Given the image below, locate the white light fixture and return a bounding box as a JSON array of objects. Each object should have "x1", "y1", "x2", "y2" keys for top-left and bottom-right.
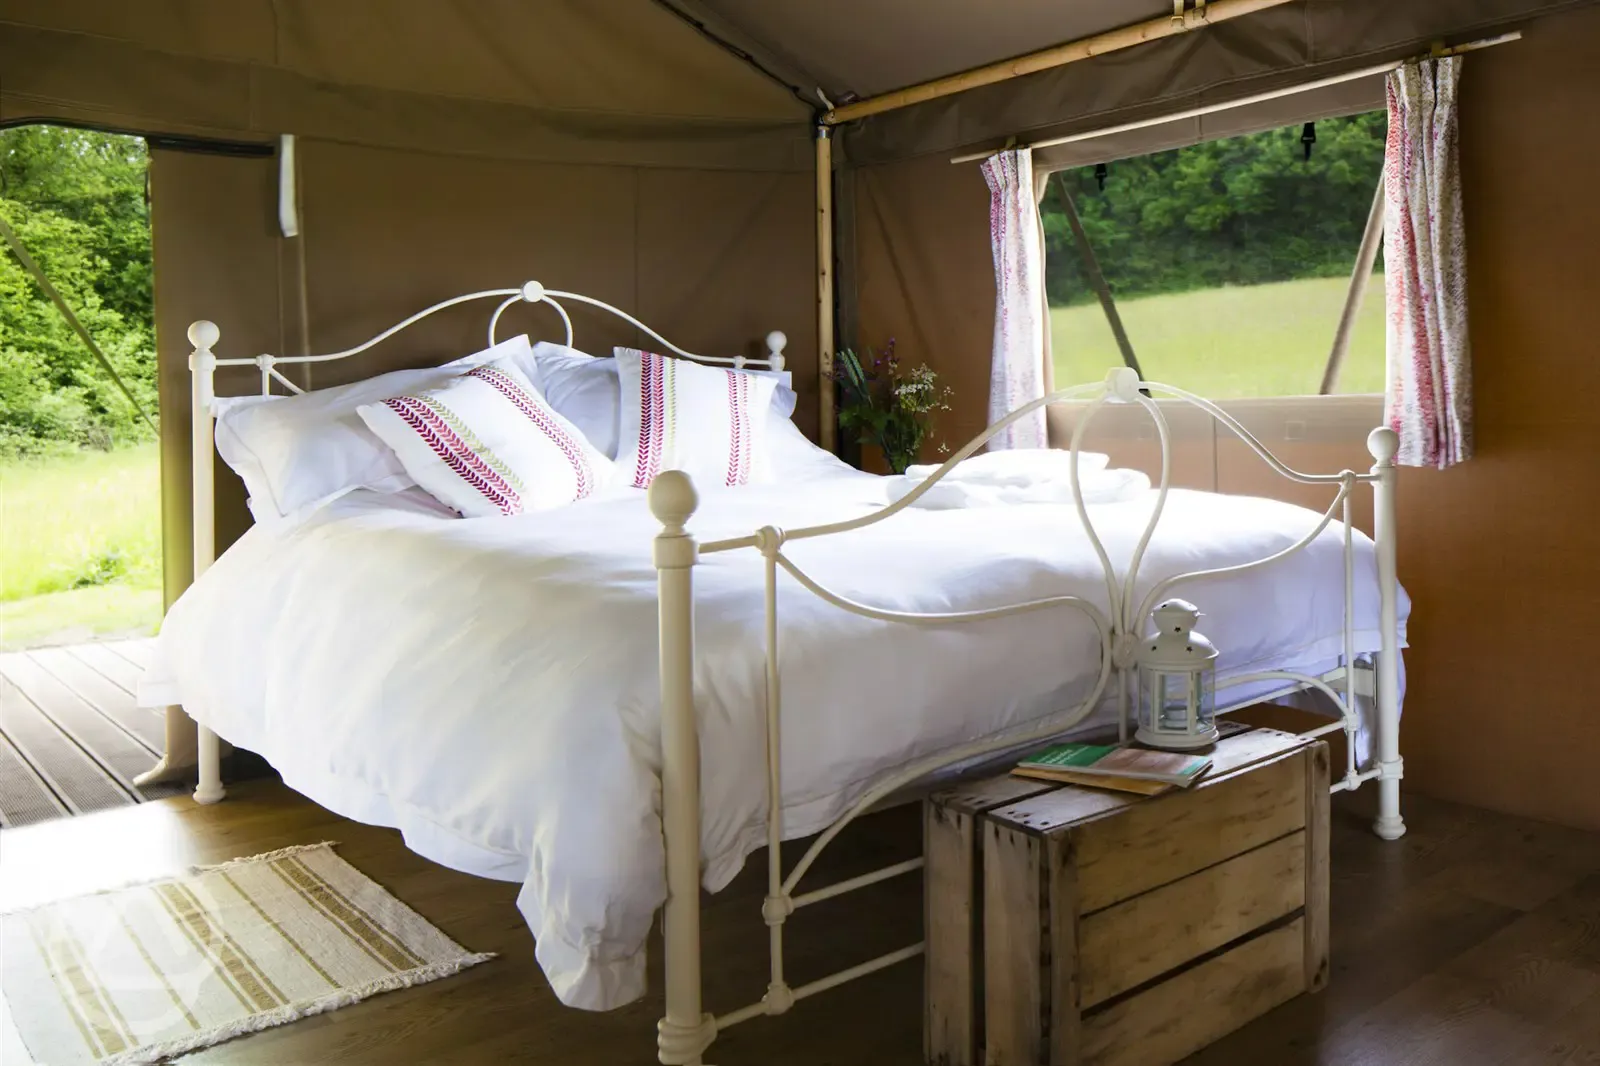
[{"x1": 1135, "y1": 599, "x2": 1219, "y2": 751}]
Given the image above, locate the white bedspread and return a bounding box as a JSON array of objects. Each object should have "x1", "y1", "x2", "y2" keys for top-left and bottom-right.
[{"x1": 144, "y1": 469, "x2": 1408, "y2": 1011}]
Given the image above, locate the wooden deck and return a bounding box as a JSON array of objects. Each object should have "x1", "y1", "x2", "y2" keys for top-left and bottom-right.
[
  {"x1": 3, "y1": 782, "x2": 1598, "y2": 1064},
  {"x1": 0, "y1": 637, "x2": 182, "y2": 826}
]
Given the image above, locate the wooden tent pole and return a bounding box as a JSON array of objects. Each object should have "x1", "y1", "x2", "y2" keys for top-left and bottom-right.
[
  {"x1": 821, "y1": 0, "x2": 1296, "y2": 127},
  {"x1": 817, "y1": 126, "x2": 836, "y2": 451},
  {"x1": 1319, "y1": 175, "x2": 1385, "y2": 395}
]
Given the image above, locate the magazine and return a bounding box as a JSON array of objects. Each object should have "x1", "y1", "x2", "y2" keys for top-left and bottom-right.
[{"x1": 1013, "y1": 743, "x2": 1212, "y2": 792}]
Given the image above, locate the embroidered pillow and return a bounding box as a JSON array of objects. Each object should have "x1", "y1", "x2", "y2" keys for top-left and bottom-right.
[
  {"x1": 357, "y1": 359, "x2": 612, "y2": 517},
  {"x1": 614, "y1": 348, "x2": 779, "y2": 489}
]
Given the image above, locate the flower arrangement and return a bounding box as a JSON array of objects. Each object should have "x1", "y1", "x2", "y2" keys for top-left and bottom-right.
[{"x1": 833, "y1": 339, "x2": 954, "y2": 475}]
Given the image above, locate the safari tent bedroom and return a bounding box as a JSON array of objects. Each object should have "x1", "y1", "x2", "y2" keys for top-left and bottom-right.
[{"x1": 2, "y1": 2, "x2": 1598, "y2": 1065}]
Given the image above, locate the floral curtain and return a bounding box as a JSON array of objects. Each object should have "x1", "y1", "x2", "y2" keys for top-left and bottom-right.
[
  {"x1": 981, "y1": 149, "x2": 1048, "y2": 450},
  {"x1": 1384, "y1": 56, "x2": 1472, "y2": 468}
]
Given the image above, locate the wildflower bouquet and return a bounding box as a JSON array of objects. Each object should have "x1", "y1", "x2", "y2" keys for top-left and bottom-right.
[{"x1": 833, "y1": 339, "x2": 953, "y2": 474}]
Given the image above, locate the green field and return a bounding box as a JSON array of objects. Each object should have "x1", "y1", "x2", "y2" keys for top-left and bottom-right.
[
  {"x1": 0, "y1": 443, "x2": 162, "y2": 650},
  {"x1": 1052, "y1": 275, "x2": 1385, "y2": 398}
]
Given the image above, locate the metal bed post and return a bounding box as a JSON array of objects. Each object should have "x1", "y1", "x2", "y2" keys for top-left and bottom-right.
[
  {"x1": 1368, "y1": 427, "x2": 1405, "y2": 839},
  {"x1": 189, "y1": 321, "x2": 226, "y2": 805},
  {"x1": 651, "y1": 471, "x2": 717, "y2": 1065}
]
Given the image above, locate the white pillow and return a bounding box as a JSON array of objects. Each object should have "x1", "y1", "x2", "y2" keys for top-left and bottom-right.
[
  {"x1": 531, "y1": 344, "x2": 625, "y2": 458},
  {"x1": 530, "y1": 341, "x2": 797, "y2": 460},
  {"x1": 766, "y1": 417, "x2": 858, "y2": 481},
  {"x1": 615, "y1": 347, "x2": 780, "y2": 488},
  {"x1": 357, "y1": 358, "x2": 612, "y2": 517},
  {"x1": 212, "y1": 334, "x2": 536, "y2": 522}
]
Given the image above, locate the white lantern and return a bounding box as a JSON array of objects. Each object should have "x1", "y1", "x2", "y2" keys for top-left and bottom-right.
[{"x1": 1135, "y1": 599, "x2": 1219, "y2": 751}]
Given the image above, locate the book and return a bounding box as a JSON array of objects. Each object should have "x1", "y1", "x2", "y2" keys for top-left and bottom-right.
[
  {"x1": 1015, "y1": 743, "x2": 1212, "y2": 788},
  {"x1": 1011, "y1": 765, "x2": 1174, "y2": 796}
]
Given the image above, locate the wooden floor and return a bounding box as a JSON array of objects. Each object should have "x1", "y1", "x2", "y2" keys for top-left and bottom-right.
[
  {"x1": 0, "y1": 638, "x2": 181, "y2": 826},
  {"x1": 3, "y1": 783, "x2": 1598, "y2": 1065}
]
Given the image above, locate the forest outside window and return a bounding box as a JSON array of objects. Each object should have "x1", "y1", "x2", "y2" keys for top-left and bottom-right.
[{"x1": 1041, "y1": 112, "x2": 1386, "y2": 398}]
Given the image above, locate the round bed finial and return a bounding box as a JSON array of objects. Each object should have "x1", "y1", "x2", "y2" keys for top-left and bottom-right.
[
  {"x1": 188, "y1": 320, "x2": 220, "y2": 350},
  {"x1": 1367, "y1": 427, "x2": 1399, "y2": 463},
  {"x1": 520, "y1": 280, "x2": 546, "y2": 303},
  {"x1": 1105, "y1": 365, "x2": 1142, "y2": 403},
  {"x1": 649, "y1": 470, "x2": 699, "y2": 530}
]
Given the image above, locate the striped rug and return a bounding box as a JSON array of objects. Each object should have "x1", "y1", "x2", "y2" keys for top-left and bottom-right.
[{"x1": 1, "y1": 843, "x2": 494, "y2": 1065}]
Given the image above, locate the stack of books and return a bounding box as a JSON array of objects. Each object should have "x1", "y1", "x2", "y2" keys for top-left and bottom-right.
[{"x1": 1012, "y1": 742, "x2": 1212, "y2": 796}]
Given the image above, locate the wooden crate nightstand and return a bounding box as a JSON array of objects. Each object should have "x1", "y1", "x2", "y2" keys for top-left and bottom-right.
[{"x1": 924, "y1": 728, "x2": 1330, "y2": 1066}]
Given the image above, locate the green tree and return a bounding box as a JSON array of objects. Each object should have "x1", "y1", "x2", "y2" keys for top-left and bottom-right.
[
  {"x1": 1043, "y1": 112, "x2": 1386, "y2": 305},
  {"x1": 0, "y1": 126, "x2": 154, "y2": 455}
]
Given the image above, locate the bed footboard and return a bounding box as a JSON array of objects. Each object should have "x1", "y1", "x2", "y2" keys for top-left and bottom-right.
[
  {"x1": 1369, "y1": 427, "x2": 1404, "y2": 840},
  {"x1": 651, "y1": 473, "x2": 719, "y2": 1065},
  {"x1": 652, "y1": 366, "x2": 1407, "y2": 1063}
]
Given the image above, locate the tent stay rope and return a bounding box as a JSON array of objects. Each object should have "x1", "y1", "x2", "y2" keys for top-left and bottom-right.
[
  {"x1": 1320, "y1": 173, "x2": 1387, "y2": 395},
  {"x1": 0, "y1": 212, "x2": 158, "y2": 436},
  {"x1": 1047, "y1": 172, "x2": 1143, "y2": 379}
]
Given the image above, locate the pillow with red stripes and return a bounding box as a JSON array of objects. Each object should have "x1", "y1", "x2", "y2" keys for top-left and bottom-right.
[
  {"x1": 614, "y1": 348, "x2": 780, "y2": 489},
  {"x1": 357, "y1": 358, "x2": 613, "y2": 517}
]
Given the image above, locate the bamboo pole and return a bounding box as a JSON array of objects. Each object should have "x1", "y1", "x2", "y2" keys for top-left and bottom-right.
[
  {"x1": 821, "y1": 0, "x2": 1296, "y2": 127},
  {"x1": 1319, "y1": 176, "x2": 1386, "y2": 395},
  {"x1": 950, "y1": 30, "x2": 1519, "y2": 163},
  {"x1": 816, "y1": 126, "x2": 836, "y2": 452},
  {"x1": 951, "y1": 59, "x2": 1394, "y2": 164}
]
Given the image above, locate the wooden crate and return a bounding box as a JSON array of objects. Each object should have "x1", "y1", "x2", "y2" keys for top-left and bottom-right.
[{"x1": 924, "y1": 728, "x2": 1330, "y2": 1066}]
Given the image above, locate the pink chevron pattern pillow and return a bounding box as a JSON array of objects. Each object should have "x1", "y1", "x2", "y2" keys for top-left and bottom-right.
[
  {"x1": 614, "y1": 348, "x2": 779, "y2": 489},
  {"x1": 357, "y1": 359, "x2": 613, "y2": 517}
]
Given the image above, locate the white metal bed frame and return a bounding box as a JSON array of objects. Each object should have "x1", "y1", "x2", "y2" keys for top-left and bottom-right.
[{"x1": 181, "y1": 282, "x2": 1403, "y2": 1066}]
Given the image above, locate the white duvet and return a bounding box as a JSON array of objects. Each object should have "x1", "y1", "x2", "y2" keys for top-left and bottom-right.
[{"x1": 145, "y1": 467, "x2": 1409, "y2": 1010}]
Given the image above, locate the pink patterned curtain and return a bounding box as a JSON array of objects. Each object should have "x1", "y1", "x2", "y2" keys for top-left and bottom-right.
[
  {"x1": 1384, "y1": 57, "x2": 1472, "y2": 468},
  {"x1": 981, "y1": 149, "x2": 1048, "y2": 450}
]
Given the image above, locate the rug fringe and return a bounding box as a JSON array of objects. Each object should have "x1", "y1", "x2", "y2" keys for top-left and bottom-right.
[
  {"x1": 188, "y1": 841, "x2": 339, "y2": 875},
  {"x1": 94, "y1": 952, "x2": 498, "y2": 1066}
]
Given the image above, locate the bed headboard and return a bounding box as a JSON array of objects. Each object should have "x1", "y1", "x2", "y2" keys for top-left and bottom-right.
[{"x1": 191, "y1": 279, "x2": 787, "y2": 399}]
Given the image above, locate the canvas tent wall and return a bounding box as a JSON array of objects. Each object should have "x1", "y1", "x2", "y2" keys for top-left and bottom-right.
[
  {"x1": 7, "y1": 0, "x2": 1600, "y2": 832},
  {"x1": 1, "y1": 0, "x2": 819, "y2": 601}
]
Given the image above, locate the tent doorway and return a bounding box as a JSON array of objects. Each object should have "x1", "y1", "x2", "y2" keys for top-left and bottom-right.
[{"x1": 0, "y1": 123, "x2": 175, "y2": 824}]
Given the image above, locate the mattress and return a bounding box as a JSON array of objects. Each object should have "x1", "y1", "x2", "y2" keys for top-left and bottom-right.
[{"x1": 143, "y1": 468, "x2": 1409, "y2": 1010}]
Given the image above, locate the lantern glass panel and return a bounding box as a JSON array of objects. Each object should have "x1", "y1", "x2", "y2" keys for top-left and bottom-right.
[
  {"x1": 1157, "y1": 673, "x2": 1192, "y2": 732},
  {"x1": 1192, "y1": 671, "x2": 1216, "y2": 735}
]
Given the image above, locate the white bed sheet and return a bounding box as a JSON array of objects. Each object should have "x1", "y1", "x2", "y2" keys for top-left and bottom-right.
[{"x1": 144, "y1": 468, "x2": 1409, "y2": 1011}]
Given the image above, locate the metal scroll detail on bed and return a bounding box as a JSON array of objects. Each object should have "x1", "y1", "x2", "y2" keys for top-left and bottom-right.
[{"x1": 180, "y1": 281, "x2": 1403, "y2": 1066}]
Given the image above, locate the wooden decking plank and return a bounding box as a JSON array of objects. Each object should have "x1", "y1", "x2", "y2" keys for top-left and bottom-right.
[
  {"x1": 0, "y1": 728, "x2": 70, "y2": 828},
  {"x1": 104, "y1": 637, "x2": 155, "y2": 671},
  {"x1": 0, "y1": 674, "x2": 131, "y2": 814},
  {"x1": 63, "y1": 640, "x2": 144, "y2": 695},
  {"x1": 0, "y1": 656, "x2": 148, "y2": 798},
  {"x1": 27, "y1": 646, "x2": 163, "y2": 753}
]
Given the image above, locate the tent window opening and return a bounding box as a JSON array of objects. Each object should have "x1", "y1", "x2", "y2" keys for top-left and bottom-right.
[
  {"x1": 1041, "y1": 110, "x2": 1386, "y2": 398},
  {"x1": 0, "y1": 123, "x2": 162, "y2": 655}
]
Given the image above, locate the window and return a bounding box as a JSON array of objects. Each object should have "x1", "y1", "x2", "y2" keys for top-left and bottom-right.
[{"x1": 1041, "y1": 112, "x2": 1386, "y2": 397}]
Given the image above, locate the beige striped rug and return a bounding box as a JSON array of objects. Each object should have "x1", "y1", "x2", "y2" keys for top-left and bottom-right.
[{"x1": 1, "y1": 843, "x2": 494, "y2": 1065}]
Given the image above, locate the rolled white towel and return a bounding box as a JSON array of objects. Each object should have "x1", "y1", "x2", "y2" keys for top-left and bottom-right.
[
  {"x1": 885, "y1": 465, "x2": 1150, "y2": 510},
  {"x1": 905, "y1": 447, "x2": 1110, "y2": 487}
]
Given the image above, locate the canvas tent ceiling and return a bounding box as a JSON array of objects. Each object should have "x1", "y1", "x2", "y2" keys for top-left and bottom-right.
[
  {"x1": 0, "y1": 0, "x2": 812, "y2": 170},
  {"x1": 7, "y1": 0, "x2": 1597, "y2": 169}
]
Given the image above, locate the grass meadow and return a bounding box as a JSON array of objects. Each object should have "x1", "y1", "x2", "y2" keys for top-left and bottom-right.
[
  {"x1": 1052, "y1": 275, "x2": 1385, "y2": 398},
  {"x1": 0, "y1": 442, "x2": 162, "y2": 650}
]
